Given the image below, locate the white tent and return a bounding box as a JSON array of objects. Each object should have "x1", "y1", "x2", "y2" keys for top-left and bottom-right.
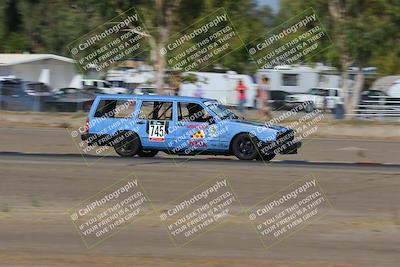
[{"x1": 0, "y1": 53, "x2": 77, "y2": 89}]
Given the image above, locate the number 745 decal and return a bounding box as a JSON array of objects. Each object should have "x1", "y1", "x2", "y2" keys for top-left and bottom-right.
[{"x1": 148, "y1": 121, "x2": 167, "y2": 142}]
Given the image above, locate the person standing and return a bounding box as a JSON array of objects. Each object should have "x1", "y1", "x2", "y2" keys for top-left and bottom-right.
[
  {"x1": 258, "y1": 77, "x2": 271, "y2": 118},
  {"x1": 193, "y1": 83, "x2": 204, "y2": 98},
  {"x1": 236, "y1": 80, "x2": 247, "y2": 114}
]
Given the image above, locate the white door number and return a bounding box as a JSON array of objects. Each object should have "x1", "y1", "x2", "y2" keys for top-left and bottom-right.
[{"x1": 148, "y1": 121, "x2": 166, "y2": 142}]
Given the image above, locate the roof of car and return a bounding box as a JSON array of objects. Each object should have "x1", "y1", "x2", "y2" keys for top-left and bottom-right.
[{"x1": 95, "y1": 94, "x2": 215, "y2": 102}]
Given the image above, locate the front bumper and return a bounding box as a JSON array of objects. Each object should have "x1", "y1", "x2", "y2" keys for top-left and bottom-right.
[
  {"x1": 278, "y1": 140, "x2": 302, "y2": 154},
  {"x1": 256, "y1": 129, "x2": 302, "y2": 155}
]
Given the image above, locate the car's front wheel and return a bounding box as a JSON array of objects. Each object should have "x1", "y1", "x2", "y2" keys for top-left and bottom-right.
[
  {"x1": 304, "y1": 102, "x2": 314, "y2": 113},
  {"x1": 137, "y1": 150, "x2": 158, "y2": 157},
  {"x1": 114, "y1": 132, "x2": 140, "y2": 157},
  {"x1": 231, "y1": 133, "x2": 259, "y2": 160}
]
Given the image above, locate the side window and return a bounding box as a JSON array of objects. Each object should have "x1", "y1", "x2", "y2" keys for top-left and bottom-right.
[
  {"x1": 138, "y1": 101, "x2": 154, "y2": 119},
  {"x1": 178, "y1": 102, "x2": 212, "y2": 123},
  {"x1": 93, "y1": 81, "x2": 98, "y2": 87},
  {"x1": 282, "y1": 74, "x2": 298, "y2": 86},
  {"x1": 139, "y1": 101, "x2": 173, "y2": 120},
  {"x1": 94, "y1": 100, "x2": 136, "y2": 118},
  {"x1": 114, "y1": 100, "x2": 136, "y2": 118},
  {"x1": 0, "y1": 82, "x2": 11, "y2": 96},
  {"x1": 1, "y1": 81, "x2": 19, "y2": 96},
  {"x1": 371, "y1": 91, "x2": 383, "y2": 97}
]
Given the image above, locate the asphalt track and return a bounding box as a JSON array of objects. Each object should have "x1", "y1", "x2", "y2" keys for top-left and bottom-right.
[
  {"x1": 2, "y1": 127, "x2": 400, "y2": 164},
  {"x1": 1, "y1": 151, "x2": 400, "y2": 171},
  {"x1": 0, "y1": 127, "x2": 399, "y2": 267}
]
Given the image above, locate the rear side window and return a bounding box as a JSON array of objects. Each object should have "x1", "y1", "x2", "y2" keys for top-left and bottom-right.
[
  {"x1": 94, "y1": 99, "x2": 136, "y2": 118},
  {"x1": 139, "y1": 101, "x2": 173, "y2": 120},
  {"x1": 26, "y1": 83, "x2": 50, "y2": 92},
  {"x1": 0, "y1": 81, "x2": 21, "y2": 96},
  {"x1": 282, "y1": 74, "x2": 298, "y2": 86}
]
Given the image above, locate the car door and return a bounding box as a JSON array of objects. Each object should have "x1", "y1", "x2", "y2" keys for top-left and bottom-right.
[
  {"x1": 326, "y1": 89, "x2": 337, "y2": 109},
  {"x1": 136, "y1": 100, "x2": 176, "y2": 150},
  {"x1": 171, "y1": 101, "x2": 221, "y2": 154},
  {"x1": 5, "y1": 81, "x2": 31, "y2": 111},
  {"x1": 89, "y1": 98, "x2": 139, "y2": 144}
]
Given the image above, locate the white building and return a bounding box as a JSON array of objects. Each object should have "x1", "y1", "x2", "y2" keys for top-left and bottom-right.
[
  {"x1": 372, "y1": 75, "x2": 400, "y2": 96},
  {"x1": 106, "y1": 65, "x2": 155, "y2": 89},
  {"x1": 180, "y1": 71, "x2": 257, "y2": 107},
  {"x1": 0, "y1": 53, "x2": 77, "y2": 89},
  {"x1": 257, "y1": 64, "x2": 341, "y2": 93}
]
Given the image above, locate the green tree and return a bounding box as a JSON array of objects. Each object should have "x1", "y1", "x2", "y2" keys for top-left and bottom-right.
[
  {"x1": 0, "y1": 0, "x2": 272, "y2": 92},
  {"x1": 279, "y1": 0, "x2": 400, "y2": 118}
]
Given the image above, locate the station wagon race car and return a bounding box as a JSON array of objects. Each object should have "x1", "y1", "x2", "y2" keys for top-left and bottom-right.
[{"x1": 81, "y1": 95, "x2": 301, "y2": 161}]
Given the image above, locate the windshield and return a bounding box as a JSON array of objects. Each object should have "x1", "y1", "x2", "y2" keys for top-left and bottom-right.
[
  {"x1": 26, "y1": 83, "x2": 51, "y2": 92},
  {"x1": 308, "y1": 88, "x2": 327, "y2": 96},
  {"x1": 205, "y1": 101, "x2": 240, "y2": 120}
]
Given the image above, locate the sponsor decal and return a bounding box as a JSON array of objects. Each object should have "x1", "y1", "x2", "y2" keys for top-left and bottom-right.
[
  {"x1": 188, "y1": 140, "x2": 207, "y2": 148},
  {"x1": 186, "y1": 125, "x2": 208, "y2": 129},
  {"x1": 191, "y1": 130, "x2": 205, "y2": 139},
  {"x1": 209, "y1": 125, "x2": 218, "y2": 138}
]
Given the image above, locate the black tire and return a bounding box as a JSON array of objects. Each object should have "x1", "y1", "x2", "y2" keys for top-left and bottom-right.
[
  {"x1": 256, "y1": 153, "x2": 276, "y2": 161},
  {"x1": 231, "y1": 133, "x2": 258, "y2": 160},
  {"x1": 137, "y1": 150, "x2": 158, "y2": 157},
  {"x1": 114, "y1": 132, "x2": 140, "y2": 157},
  {"x1": 305, "y1": 102, "x2": 314, "y2": 113}
]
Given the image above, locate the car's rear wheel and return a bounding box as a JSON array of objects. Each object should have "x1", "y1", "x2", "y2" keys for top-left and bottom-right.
[
  {"x1": 305, "y1": 102, "x2": 314, "y2": 113},
  {"x1": 114, "y1": 132, "x2": 140, "y2": 157},
  {"x1": 256, "y1": 153, "x2": 276, "y2": 161},
  {"x1": 137, "y1": 150, "x2": 158, "y2": 157},
  {"x1": 231, "y1": 133, "x2": 258, "y2": 160}
]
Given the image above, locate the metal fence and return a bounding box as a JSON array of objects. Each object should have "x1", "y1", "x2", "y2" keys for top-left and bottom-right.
[{"x1": 350, "y1": 96, "x2": 400, "y2": 121}]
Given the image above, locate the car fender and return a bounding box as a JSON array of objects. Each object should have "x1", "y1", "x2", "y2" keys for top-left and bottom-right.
[{"x1": 224, "y1": 121, "x2": 279, "y2": 144}]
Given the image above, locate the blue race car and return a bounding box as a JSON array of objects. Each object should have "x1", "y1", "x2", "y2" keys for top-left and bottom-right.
[{"x1": 81, "y1": 95, "x2": 301, "y2": 161}]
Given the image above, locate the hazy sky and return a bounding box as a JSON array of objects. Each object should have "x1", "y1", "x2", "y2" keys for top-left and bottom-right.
[{"x1": 257, "y1": 0, "x2": 280, "y2": 12}]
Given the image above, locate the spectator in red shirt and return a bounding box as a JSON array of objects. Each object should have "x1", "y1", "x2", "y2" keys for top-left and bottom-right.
[{"x1": 236, "y1": 80, "x2": 247, "y2": 114}]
